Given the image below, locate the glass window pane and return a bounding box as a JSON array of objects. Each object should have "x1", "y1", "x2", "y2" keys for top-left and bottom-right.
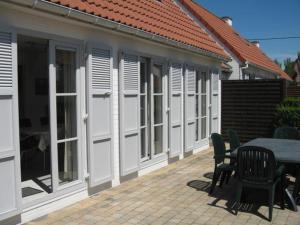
[
  {"x1": 154, "y1": 95, "x2": 163, "y2": 124},
  {"x1": 140, "y1": 62, "x2": 146, "y2": 93},
  {"x1": 56, "y1": 49, "x2": 76, "y2": 93},
  {"x1": 195, "y1": 119, "x2": 199, "y2": 141},
  {"x1": 57, "y1": 96, "x2": 77, "y2": 140},
  {"x1": 201, "y1": 95, "x2": 207, "y2": 117},
  {"x1": 58, "y1": 141, "x2": 78, "y2": 185},
  {"x1": 201, "y1": 72, "x2": 207, "y2": 94},
  {"x1": 196, "y1": 72, "x2": 199, "y2": 94},
  {"x1": 154, "y1": 126, "x2": 163, "y2": 155},
  {"x1": 196, "y1": 95, "x2": 199, "y2": 117},
  {"x1": 201, "y1": 117, "x2": 207, "y2": 139},
  {"x1": 141, "y1": 128, "x2": 146, "y2": 159},
  {"x1": 153, "y1": 64, "x2": 162, "y2": 93},
  {"x1": 140, "y1": 95, "x2": 146, "y2": 126}
]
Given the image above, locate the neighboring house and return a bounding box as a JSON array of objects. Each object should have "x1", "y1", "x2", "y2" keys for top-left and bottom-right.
[
  {"x1": 179, "y1": 0, "x2": 291, "y2": 81},
  {"x1": 0, "y1": 0, "x2": 229, "y2": 224},
  {"x1": 294, "y1": 58, "x2": 300, "y2": 84}
]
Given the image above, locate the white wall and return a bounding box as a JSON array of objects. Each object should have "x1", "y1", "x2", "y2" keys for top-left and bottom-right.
[{"x1": 0, "y1": 2, "x2": 221, "y2": 187}]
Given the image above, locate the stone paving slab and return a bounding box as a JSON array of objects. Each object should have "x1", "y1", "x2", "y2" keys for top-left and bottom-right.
[{"x1": 26, "y1": 148, "x2": 300, "y2": 225}]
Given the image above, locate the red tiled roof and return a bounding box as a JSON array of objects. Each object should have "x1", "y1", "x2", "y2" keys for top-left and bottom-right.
[
  {"x1": 47, "y1": 0, "x2": 228, "y2": 59},
  {"x1": 180, "y1": 0, "x2": 291, "y2": 80}
]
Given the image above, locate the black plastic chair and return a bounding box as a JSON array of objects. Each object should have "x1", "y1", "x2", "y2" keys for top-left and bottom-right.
[
  {"x1": 273, "y1": 127, "x2": 300, "y2": 140},
  {"x1": 210, "y1": 133, "x2": 235, "y2": 195},
  {"x1": 235, "y1": 146, "x2": 285, "y2": 221},
  {"x1": 227, "y1": 129, "x2": 241, "y2": 151}
]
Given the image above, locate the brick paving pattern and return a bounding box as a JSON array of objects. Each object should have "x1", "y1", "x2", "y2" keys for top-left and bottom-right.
[{"x1": 27, "y1": 148, "x2": 300, "y2": 225}]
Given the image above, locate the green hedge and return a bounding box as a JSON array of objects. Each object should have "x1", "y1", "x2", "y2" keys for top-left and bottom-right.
[{"x1": 274, "y1": 97, "x2": 300, "y2": 128}]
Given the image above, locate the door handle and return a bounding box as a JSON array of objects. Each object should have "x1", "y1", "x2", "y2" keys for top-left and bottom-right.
[{"x1": 83, "y1": 114, "x2": 88, "y2": 121}]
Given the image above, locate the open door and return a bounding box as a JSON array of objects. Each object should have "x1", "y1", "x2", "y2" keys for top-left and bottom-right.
[
  {"x1": 184, "y1": 65, "x2": 196, "y2": 152},
  {"x1": 0, "y1": 28, "x2": 22, "y2": 221},
  {"x1": 87, "y1": 45, "x2": 113, "y2": 187},
  {"x1": 169, "y1": 63, "x2": 183, "y2": 158},
  {"x1": 211, "y1": 69, "x2": 220, "y2": 134},
  {"x1": 119, "y1": 52, "x2": 140, "y2": 176}
]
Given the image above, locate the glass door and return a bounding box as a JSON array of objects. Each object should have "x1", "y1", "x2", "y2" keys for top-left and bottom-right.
[
  {"x1": 140, "y1": 58, "x2": 164, "y2": 162},
  {"x1": 195, "y1": 70, "x2": 209, "y2": 142},
  {"x1": 151, "y1": 63, "x2": 164, "y2": 157},
  {"x1": 49, "y1": 41, "x2": 81, "y2": 191}
]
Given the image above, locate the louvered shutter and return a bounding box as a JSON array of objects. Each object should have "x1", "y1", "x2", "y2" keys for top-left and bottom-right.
[
  {"x1": 184, "y1": 65, "x2": 196, "y2": 152},
  {"x1": 119, "y1": 52, "x2": 140, "y2": 176},
  {"x1": 169, "y1": 63, "x2": 183, "y2": 158},
  {"x1": 0, "y1": 29, "x2": 22, "y2": 221},
  {"x1": 87, "y1": 45, "x2": 113, "y2": 187},
  {"x1": 211, "y1": 69, "x2": 220, "y2": 134}
]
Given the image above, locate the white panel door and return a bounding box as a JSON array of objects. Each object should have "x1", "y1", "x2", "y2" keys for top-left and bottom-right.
[
  {"x1": 120, "y1": 52, "x2": 140, "y2": 176},
  {"x1": 0, "y1": 28, "x2": 22, "y2": 221},
  {"x1": 184, "y1": 66, "x2": 196, "y2": 152},
  {"x1": 87, "y1": 45, "x2": 113, "y2": 187},
  {"x1": 211, "y1": 70, "x2": 220, "y2": 134},
  {"x1": 169, "y1": 63, "x2": 183, "y2": 157}
]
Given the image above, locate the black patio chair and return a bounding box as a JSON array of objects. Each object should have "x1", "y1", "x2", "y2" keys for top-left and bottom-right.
[
  {"x1": 227, "y1": 129, "x2": 241, "y2": 151},
  {"x1": 273, "y1": 127, "x2": 300, "y2": 198},
  {"x1": 273, "y1": 127, "x2": 300, "y2": 140},
  {"x1": 210, "y1": 133, "x2": 235, "y2": 195},
  {"x1": 235, "y1": 146, "x2": 285, "y2": 221}
]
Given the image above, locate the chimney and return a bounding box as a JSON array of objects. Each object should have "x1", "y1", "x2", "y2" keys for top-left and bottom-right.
[
  {"x1": 252, "y1": 41, "x2": 260, "y2": 48},
  {"x1": 221, "y1": 16, "x2": 232, "y2": 26}
]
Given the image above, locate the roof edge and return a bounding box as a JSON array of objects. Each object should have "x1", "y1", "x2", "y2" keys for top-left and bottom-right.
[
  {"x1": 181, "y1": 0, "x2": 290, "y2": 79},
  {"x1": 7, "y1": 0, "x2": 230, "y2": 62}
]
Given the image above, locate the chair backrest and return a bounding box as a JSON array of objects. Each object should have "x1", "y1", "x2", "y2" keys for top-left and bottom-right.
[
  {"x1": 211, "y1": 133, "x2": 226, "y2": 164},
  {"x1": 237, "y1": 146, "x2": 276, "y2": 184},
  {"x1": 273, "y1": 127, "x2": 300, "y2": 140},
  {"x1": 227, "y1": 129, "x2": 241, "y2": 150}
]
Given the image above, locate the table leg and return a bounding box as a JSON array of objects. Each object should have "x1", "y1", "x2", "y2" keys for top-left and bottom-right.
[{"x1": 285, "y1": 188, "x2": 298, "y2": 212}]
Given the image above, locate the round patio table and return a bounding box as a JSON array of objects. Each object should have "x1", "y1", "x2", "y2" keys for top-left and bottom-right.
[{"x1": 231, "y1": 138, "x2": 300, "y2": 212}]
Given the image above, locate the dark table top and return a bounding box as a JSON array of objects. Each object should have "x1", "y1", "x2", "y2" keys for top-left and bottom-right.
[{"x1": 232, "y1": 138, "x2": 300, "y2": 164}]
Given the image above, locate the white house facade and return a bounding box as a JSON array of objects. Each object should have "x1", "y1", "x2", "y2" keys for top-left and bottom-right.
[{"x1": 0, "y1": 1, "x2": 227, "y2": 224}]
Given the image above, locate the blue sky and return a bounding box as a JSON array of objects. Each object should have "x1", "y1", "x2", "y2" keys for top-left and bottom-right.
[{"x1": 195, "y1": 0, "x2": 300, "y2": 63}]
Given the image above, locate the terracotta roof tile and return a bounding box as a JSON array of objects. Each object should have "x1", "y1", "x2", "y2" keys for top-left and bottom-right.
[
  {"x1": 180, "y1": 0, "x2": 291, "y2": 80},
  {"x1": 46, "y1": 0, "x2": 228, "y2": 59}
]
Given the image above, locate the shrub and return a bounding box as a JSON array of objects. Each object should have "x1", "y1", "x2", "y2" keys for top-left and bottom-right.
[{"x1": 274, "y1": 97, "x2": 300, "y2": 128}]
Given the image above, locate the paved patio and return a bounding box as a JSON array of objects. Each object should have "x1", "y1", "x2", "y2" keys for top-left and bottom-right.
[{"x1": 27, "y1": 148, "x2": 300, "y2": 225}]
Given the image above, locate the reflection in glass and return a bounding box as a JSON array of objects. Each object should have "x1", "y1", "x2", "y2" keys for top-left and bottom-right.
[
  {"x1": 201, "y1": 95, "x2": 207, "y2": 117},
  {"x1": 57, "y1": 96, "x2": 77, "y2": 140},
  {"x1": 153, "y1": 64, "x2": 162, "y2": 93},
  {"x1": 141, "y1": 128, "x2": 146, "y2": 159},
  {"x1": 154, "y1": 95, "x2": 163, "y2": 124},
  {"x1": 58, "y1": 141, "x2": 78, "y2": 185},
  {"x1": 56, "y1": 49, "x2": 76, "y2": 93},
  {"x1": 154, "y1": 126, "x2": 163, "y2": 155},
  {"x1": 201, "y1": 117, "x2": 207, "y2": 139},
  {"x1": 140, "y1": 62, "x2": 146, "y2": 93},
  {"x1": 195, "y1": 119, "x2": 199, "y2": 141},
  {"x1": 140, "y1": 95, "x2": 146, "y2": 126},
  {"x1": 196, "y1": 72, "x2": 200, "y2": 94},
  {"x1": 201, "y1": 72, "x2": 207, "y2": 94},
  {"x1": 196, "y1": 95, "x2": 199, "y2": 117}
]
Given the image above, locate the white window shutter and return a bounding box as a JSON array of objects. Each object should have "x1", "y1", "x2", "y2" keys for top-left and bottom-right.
[
  {"x1": 119, "y1": 52, "x2": 140, "y2": 176},
  {"x1": 184, "y1": 65, "x2": 196, "y2": 152},
  {"x1": 0, "y1": 28, "x2": 22, "y2": 222},
  {"x1": 87, "y1": 45, "x2": 113, "y2": 188},
  {"x1": 169, "y1": 63, "x2": 183, "y2": 157}
]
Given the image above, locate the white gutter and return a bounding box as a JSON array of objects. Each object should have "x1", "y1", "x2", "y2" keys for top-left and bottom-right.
[
  {"x1": 7, "y1": 0, "x2": 229, "y2": 62},
  {"x1": 242, "y1": 61, "x2": 282, "y2": 79}
]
